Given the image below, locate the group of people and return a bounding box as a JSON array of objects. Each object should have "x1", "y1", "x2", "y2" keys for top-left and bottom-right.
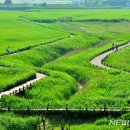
[{"x1": 112, "y1": 42, "x2": 118, "y2": 51}]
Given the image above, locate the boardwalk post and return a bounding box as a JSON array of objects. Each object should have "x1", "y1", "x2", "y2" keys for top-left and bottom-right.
[
  {"x1": 7, "y1": 106, "x2": 10, "y2": 112},
  {"x1": 15, "y1": 90, "x2": 17, "y2": 95},
  {"x1": 85, "y1": 104, "x2": 88, "y2": 111},
  {"x1": 30, "y1": 83, "x2": 32, "y2": 88},
  {"x1": 52, "y1": 119, "x2": 55, "y2": 130},
  {"x1": 51, "y1": 124, "x2": 54, "y2": 130},
  {"x1": 65, "y1": 103, "x2": 68, "y2": 117},
  {"x1": 47, "y1": 104, "x2": 49, "y2": 111},
  {"x1": 27, "y1": 85, "x2": 29, "y2": 89},
  {"x1": 104, "y1": 104, "x2": 107, "y2": 112},
  {"x1": 68, "y1": 121, "x2": 70, "y2": 130},
  {"x1": 61, "y1": 126, "x2": 64, "y2": 130},
  {"x1": 66, "y1": 103, "x2": 68, "y2": 111},
  {"x1": 27, "y1": 106, "x2": 30, "y2": 114},
  {"x1": 61, "y1": 123, "x2": 64, "y2": 130},
  {"x1": 38, "y1": 118, "x2": 41, "y2": 130},
  {"x1": 66, "y1": 127, "x2": 68, "y2": 130},
  {"x1": 19, "y1": 88, "x2": 21, "y2": 93},
  {"x1": 61, "y1": 119, "x2": 65, "y2": 130},
  {"x1": 22, "y1": 86, "x2": 25, "y2": 97},
  {"x1": 23, "y1": 86, "x2": 25, "y2": 91},
  {"x1": 41, "y1": 115, "x2": 46, "y2": 130}
]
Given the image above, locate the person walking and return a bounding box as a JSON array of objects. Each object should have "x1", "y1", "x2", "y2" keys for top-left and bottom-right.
[
  {"x1": 112, "y1": 42, "x2": 115, "y2": 50},
  {"x1": 7, "y1": 47, "x2": 10, "y2": 55},
  {"x1": 115, "y1": 45, "x2": 118, "y2": 51}
]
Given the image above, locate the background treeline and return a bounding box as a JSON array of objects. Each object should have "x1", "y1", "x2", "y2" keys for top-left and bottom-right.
[
  {"x1": 83, "y1": 0, "x2": 129, "y2": 7},
  {"x1": 2, "y1": 0, "x2": 130, "y2": 9}
]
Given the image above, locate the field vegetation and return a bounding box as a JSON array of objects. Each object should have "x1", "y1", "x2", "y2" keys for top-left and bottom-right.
[
  {"x1": 0, "y1": 113, "x2": 39, "y2": 130},
  {"x1": 1, "y1": 10, "x2": 130, "y2": 108},
  {"x1": 0, "y1": 11, "x2": 68, "y2": 55},
  {"x1": 1, "y1": 9, "x2": 130, "y2": 129},
  {"x1": 104, "y1": 46, "x2": 130, "y2": 71},
  {"x1": 45, "y1": 113, "x2": 130, "y2": 130}
]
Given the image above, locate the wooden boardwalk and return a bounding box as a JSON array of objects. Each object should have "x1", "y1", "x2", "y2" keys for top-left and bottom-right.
[
  {"x1": 0, "y1": 35, "x2": 76, "y2": 98},
  {"x1": 0, "y1": 73, "x2": 47, "y2": 98},
  {"x1": 1, "y1": 106, "x2": 130, "y2": 116}
]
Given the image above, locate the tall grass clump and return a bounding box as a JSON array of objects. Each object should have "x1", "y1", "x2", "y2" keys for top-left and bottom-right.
[{"x1": 0, "y1": 113, "x2": 39, "y2": 130}]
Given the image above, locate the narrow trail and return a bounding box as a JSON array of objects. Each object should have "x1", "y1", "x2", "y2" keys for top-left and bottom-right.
[
  {"x1": 3, "y1": 34, "x2": 129, "y2": 100},
  {"x1": 0, "y1": 34, "x2": 82, "y2": 99},
  {"x1": 0, "y1": 35, "x2": 73, "y2": 57},
  {"x1": 1, "y1": 38, "x2": 130, "y2": 112},
  {"x1": 0, "y1": 36, "x2": 71, "y2": 98},
  {"x1": 0, "y1": 36, "x2": 65, "y2": 97},
  {"x1": 90, "y1": 42, "x2": 130, "y2": 69},
  {"x1": 0, "y1": 34, "x2": 57, "y2": 97}
]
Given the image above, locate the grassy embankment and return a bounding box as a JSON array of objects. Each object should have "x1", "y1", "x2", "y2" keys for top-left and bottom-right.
[
  {"x1": 1, "y1": 9, "x2": 130, "y2": 130},
  {"x1": 1, "y1": 20, "x2": 130, "y2": 108}
]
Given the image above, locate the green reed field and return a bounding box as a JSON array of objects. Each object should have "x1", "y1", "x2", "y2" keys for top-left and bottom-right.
[
  {"x1": 104, "y1": 46, "x2": 130, "y2": 72},
  {"x1": 0, "y1": 113, "x2": 39, "y2": 130},
  {"x1": 0, "y1": 11, "x2": 68, "y2": 55},
  {"x1": 1, "y1": 9, "x2": 130, "y2": 129}
]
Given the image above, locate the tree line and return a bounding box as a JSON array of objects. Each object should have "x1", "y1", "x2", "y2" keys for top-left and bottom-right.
[
  {"x1": 2, "y1": 0, "x2": 130, "y2": 7},
  {"x1": 84, "y1": 0, "x2": 129, "y2": 6}
]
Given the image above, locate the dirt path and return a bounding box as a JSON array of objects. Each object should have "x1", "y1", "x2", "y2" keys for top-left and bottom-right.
[{"x1": 90, "y1": 42, "x2": 130, "y2": 69}]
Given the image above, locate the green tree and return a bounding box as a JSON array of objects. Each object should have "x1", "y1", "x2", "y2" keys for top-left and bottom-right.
[
  {"x1": 84, "y1": 0, "x2": 128, "y2": 6},
  {"x1": 4, "y1": 0, "x2": 12, "y2": 5},
  {"x1": 107, "y1": 0, "x2": 127, "y2": 6},
  {"x1": 41, "y1": 2, "x2": 47, "y2": 7}
]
